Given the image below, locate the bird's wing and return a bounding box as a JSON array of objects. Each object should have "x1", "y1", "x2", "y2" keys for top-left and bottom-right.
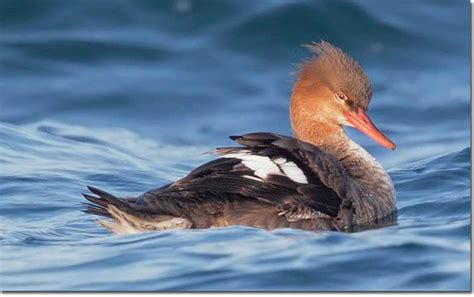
[{"x1": 140, "y1": 132, "x2": 354, "y2": 223}]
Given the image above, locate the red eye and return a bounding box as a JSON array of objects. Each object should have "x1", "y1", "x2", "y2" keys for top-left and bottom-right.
[{"x1": 336, "y1": 92, "x2": 347, "y2": 101}]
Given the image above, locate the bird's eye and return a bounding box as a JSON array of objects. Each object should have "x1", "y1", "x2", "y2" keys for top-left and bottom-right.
[{"x1": 335, "y1": 92, "x2": 347, "y2": 101}]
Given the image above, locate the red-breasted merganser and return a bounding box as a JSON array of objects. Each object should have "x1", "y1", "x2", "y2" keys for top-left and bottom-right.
[{"x1": 83, "y1": 41, "x2": 397, "y2": 234}]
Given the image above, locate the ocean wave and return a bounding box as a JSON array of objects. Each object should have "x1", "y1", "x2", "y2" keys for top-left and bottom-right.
[{"x1": 0, "y1": 121, "x2": 470, "y2": 290}]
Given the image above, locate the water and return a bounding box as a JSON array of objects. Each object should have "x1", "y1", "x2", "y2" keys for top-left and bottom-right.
[{"x1": 0, "y1": 0, "x2": 470, "y2": 291}]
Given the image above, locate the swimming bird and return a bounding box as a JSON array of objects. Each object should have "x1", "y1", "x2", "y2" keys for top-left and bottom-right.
[{"x1": 82, "y1": 41, "x2": 397, "y2": 234}]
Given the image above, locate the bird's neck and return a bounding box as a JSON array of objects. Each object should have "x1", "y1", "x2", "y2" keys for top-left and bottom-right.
[
  {"x1": 290, "y1": 113, "x2": 350, "y2": 153},
  {"x1": 290, "y1": 118, "x2": 396, "y2": 223},
  {"x1": 292, "y1": 119, "x2": 393, "y2": 190}
]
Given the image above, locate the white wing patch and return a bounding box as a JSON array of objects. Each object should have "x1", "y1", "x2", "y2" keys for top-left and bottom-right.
[
  {"x1": 273, "y1": 157, "x2": 287, "y2": 165},
  {"x1": 277, "y1": 159, "x2": 308, "y2": 184},
  {"x1": 242, "y1": 175, "x2": 264, "y2": 182},
  {"x1": 223, "y1": 152, "x2": 280, "y2": 180},
  {"x1": 223, "y1": 152, "x2": 308, "y2": 184}
]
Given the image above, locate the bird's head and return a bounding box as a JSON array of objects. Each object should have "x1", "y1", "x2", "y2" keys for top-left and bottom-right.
[{"x1": 290, "y1": 41, "x2": 395, "y2": 150}]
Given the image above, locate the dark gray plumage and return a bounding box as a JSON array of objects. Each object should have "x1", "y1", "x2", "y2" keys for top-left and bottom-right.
[{"x1": 83, "y1": 133, "x2": 397, "y2": 234}]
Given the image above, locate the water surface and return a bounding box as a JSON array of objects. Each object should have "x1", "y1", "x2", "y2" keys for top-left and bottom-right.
[{"x1": 0, "y1": 0, "x2": 470, "y2": 291}]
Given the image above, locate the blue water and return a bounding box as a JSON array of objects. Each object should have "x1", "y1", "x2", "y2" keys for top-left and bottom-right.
[{"x1": 0, "y1": 0, "x2": 470, "y2": 292}]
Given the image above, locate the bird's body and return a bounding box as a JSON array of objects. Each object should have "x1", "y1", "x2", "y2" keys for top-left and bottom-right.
[{"x1": 83, "y1": 42, "x2": 397, "y2": 234}]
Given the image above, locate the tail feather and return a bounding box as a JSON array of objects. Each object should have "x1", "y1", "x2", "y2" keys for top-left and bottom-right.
[
  {"x1": 81, "y1": 201, "x2": 111, "y2": 217},
  {"x1": 82, "y1": 193, "x2": 108, "y2": 208},
  {"x1": 86, "y1": 186, "x2": 129, "y2": 207},
  {"x1": 87, "y1": 186, "x2": 114, "y2": 198},
  {"x1": 82, "y1": 188, "x2": 137, "y2": 216},
  {"x1": 82, "y1": 186, "x2": 193, "y2": 234}
]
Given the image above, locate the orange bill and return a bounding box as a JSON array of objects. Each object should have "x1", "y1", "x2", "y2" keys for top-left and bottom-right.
[{"x1": 344, "y1": 107, "x2": 396, "y2": 150}]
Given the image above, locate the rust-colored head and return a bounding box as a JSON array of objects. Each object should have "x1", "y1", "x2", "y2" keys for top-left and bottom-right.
[{"x1": 290, "y1": 41, "x2": 395, "y2": 150}]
